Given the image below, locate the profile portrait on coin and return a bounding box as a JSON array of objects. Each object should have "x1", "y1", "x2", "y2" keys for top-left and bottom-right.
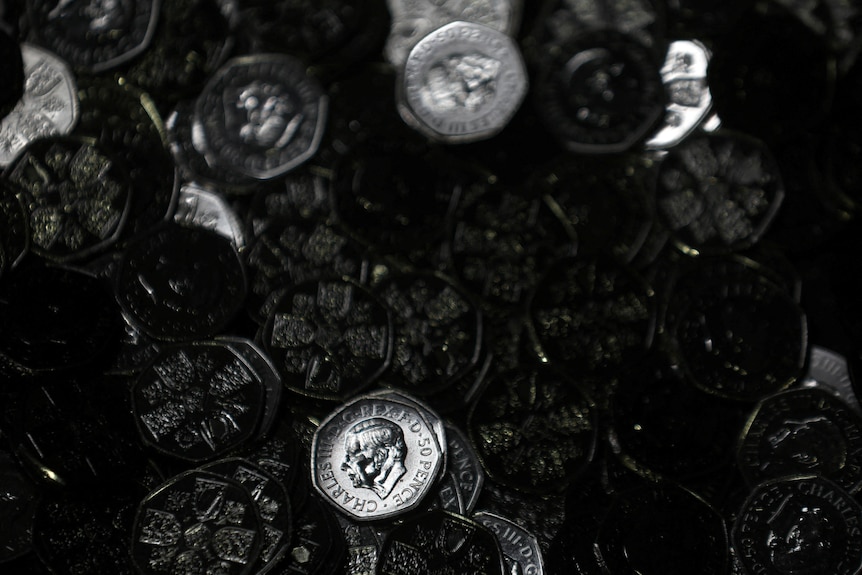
[
  {"x1": 227, "y1": 80, "x2": 304, "y2": 149},
  {"x1": 766, "y1": 497, "x2": 834, "y2": 575},
  {"x1": 340, "y1": 418, "x2": 407, "y2": 499},
  {"x1": 765, "y1": 416, "x2": 847, "y2": 474}
]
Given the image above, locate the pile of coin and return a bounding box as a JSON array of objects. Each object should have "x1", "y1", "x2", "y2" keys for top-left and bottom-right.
[{"x1": 2, "y1": 1, "x2": 862, "y2": 574}]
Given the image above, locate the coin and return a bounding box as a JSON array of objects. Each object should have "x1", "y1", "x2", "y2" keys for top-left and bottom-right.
[
  {"x1": 131, "y1": 340, "x2": 266, "y2": 463},
  {"x1": 0, "y1": 43, "x2": 78, "y2": 168},
  {"x1": 739, "y1": 387, "x2": 862, "y2": 493},
  {"x1": 399, "y1": 21, "x2": 528, "y2": 143},
  {"x1": 334, "y1": 513, "x2": 383, "y2": 575},
  {"x1": 114, "y1": 222, "x2": 247, "y2": 342},
  {"x1": 27, "y1": 0, "x2": 161, "y2": 73},
  {"x1": 376, "y1": 509, "x2": 506, "y2": 574},
  {"x1": 474, "y1": 511, "x2": 545, "y2": 575},
  {"x1": 174, "y1": 182, "x2": 248, "y2": 250},
  {"x1": 269, "y1": 493, "x2": 346, "y2": 575},
  {"x1": 732, "y1": 476, "x2": 862, "y2": 575},
  {"x1": 5, "y1": 135, "x2": 133, "y2": 262},
  {"x1": 131, "y1": 469, "x2": 264, "y2": 575},
  {"x1": 241, "y1": 416, "x2": 308, "y2": 515},
  {"x1": 444, "y1": 421, "x2": 484, "y2": 514},
  {"x1": 195, "y1": 53, "x2": 328, "y2": 180},
  {"x1": 803, "y1": 346, "x2": 861, "y2": 415},
  {"x1": 261, "y1": 277, "x2": 393, "y2": 402},
  {"x1": 311, "y1": 394, "x2": 445, "y2": 521}
]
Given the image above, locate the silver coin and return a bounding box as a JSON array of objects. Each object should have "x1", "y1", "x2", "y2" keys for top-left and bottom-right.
[
  {"x1": 194, "y1": 54, "x2": 328, "y2": 180},
  {"x1": 645, "y1": 40, "x2": 713, "y2": 150},
  {"x1": 399, "y1": 21, "x2": 528, "y2": 143},
  {"x1": 334, "y1": 513, "x2": 384, "y2": 575},
  {"x1": 0, "y1": 43, "x2": 78, "y2": 167},
  {"x1": 366, "y1": 389, "x2": 447, "y2": 465},
  {"x1": 801, "y1": 346, "x2": 862, "y2": 415},
  {"x1": 473, "y1": 511, "x2": 545, "y2": 575},
  {"x1": 384, "y1": 0, "x2": 522, "y2": 67},
  {"x1": 311, "y1": 394, "x2": 445, "y2": 521},
  {"x1": 444, "y1": 422, "x2": 484, "y2": 514},
  {"x1": 174, "y1": 182, "x2": 248, "y2": 250}
]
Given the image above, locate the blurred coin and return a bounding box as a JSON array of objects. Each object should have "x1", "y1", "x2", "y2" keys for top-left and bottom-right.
[{"x1": 174, "y1": 182, "x2": 247, "y2": 250}]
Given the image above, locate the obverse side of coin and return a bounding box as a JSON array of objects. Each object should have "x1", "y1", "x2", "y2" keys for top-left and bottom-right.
[
  {"x1": 28, "y1": 0, "x2": 161, "y2": 73},
  {"x1": 376, "y1": 510, "x2": 506, "y2": 574},
  {"x1": 732, "y1": 476, "x2": 862, "y2": 575},
  {"x1": 0, "y1": 43, "x2": 78, "y2": 168},
  {"x1": 195, "y1": 54, "x2": 328, "y2": 180},
  {"x1": 400, "y1": 21, "x2": 528, "y2": 143},
  {"x1": 311, "y1": 395, "x2": 444, "y2": 521},
  {"x1": 131, "y1": 341, "x2": 266, "y2": 462},
  {"x1": 131, "y1": 469, "x2": 263, "y2": 575},
  {"x1": 262, "y1": 278, "x2": 393, "y2": 401},
  {"x1": 739, "y1": 388, "x2": 862, "y2": 493},
  {"x1": 474, "y1": 511, "x2": 545, "y2": 575},
  {"x1": 115, "y1": 223, "x2": 247, "y2": 341}
]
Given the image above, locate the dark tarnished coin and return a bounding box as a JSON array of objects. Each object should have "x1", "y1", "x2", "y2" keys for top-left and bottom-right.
[
  {"x1": 0, "y1": 191, "x2": 28, "y2": 280},
  {"x1": 533, "y1": 30, "x2": 666, "y2": 154},
  {"x1": 199, "y1": 458, "x2": 293, "y2": 572},
  {"x1": 376, "y1": 509, "x2": 506, "y2": 575},
  {"x1": 655, "y1": 131, "x2": 785, "y2": 256},
  {"x1": 0, "y1": 42, "x2": 78, "y2": 168},
  {"x1": 131, "y1": 469, "x2": 264, "y2": 575},
  {"x1": 217, "y1": 336, "x2": 282, "y2": 440},
  {"x1": 533, "y1": 0, "x2": 665, "y2": 51},
  {"x1": 374, "y1": 272, "x2": 482, "y2": 396},
  {"x1": 0, "y1": 453, "x2": 38, "y2": 562},
  {"x1": 131, "y1": 341, "x2": 266, "y2": 462},
  {"x1": 0, "y1": 263, "x2": 120, "y2": 373},
  {"x1": 195, "y1": 54, "x2": 328, "y2": 180},
  {"x1": 668, "y1": 272, "x2": 807, "y2": 401},
  {"x1": 244, "y1": 166, "x2": 332, "y2": 234},
  {"x1": 5, "y1": 135, "x2": 133, "y2": 262},
  {"x1": 269, "y1": 493, "x2": 346, "y2": 575},
  {"x1": 739, "y1": 388, "x2": 862, "y2": 493},
  {"x1": 115, "y1": 223, "x2": 247, "y2": 342},
  {"x1": 262, "y1": 278, "x2": 393, "y2": 402},
  {"x1": 732, "y1": 476, "x2": 862, "y2": 575},
  {"x1": 311, "y1": 394, "x2": 445, "y2": 521},
  {"x1": 595, "y1": 483, "x2": 728, "y2": 575},
  {"x1": 527, "y1": 256, "x2": 656, "y2": 373},
  {"x1": 32, "y1": 481, "x2": 148, "y2": 575},
  {"x1": 468, "y1": 366, "x2": 597, "y2": 494},
  {"x1": 473, "y1": 511, "x2": 545, "y2": 575},
  {"x1": 27, "y1": 0, "x2": 161, "y2": 73}
]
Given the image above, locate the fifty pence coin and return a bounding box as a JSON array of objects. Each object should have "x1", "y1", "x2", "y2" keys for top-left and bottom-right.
[
  {"x1": 174, "y1": 182, "x2": 247, "y2": 250},
  {"x1": 131, "y1": 469, "x2": 264, "y2": 575},
  {"x1": 194, "y1": 53, "x2": 328, "y2": 180},
  {"x1": 311, "y1": 394, "x2": 445, "y2": 521},
  {"x1": 802, "y1": 346, "x2": 861, "y2": 415},
  {"x1": 0, "y1": 43, "x2": 78, "y2": 168},
  {"x1": 399, "y1": 21, "x2": 528, "y2": 143},
  {"x1": 27, "y1": 0, "x2": 161, "y2": 74},
  {"x1": 732, "y1": 476, "x2": 862, "y2": 575},
  {"x1": 131, "y1": 341, "x2": 266, "y2": 463},
  {"x1": 444, "y1": 421, "x2": 484, "y2": 515},
  {"x1": 473, "y1": 511, "x2": 545, "y2": 575}
]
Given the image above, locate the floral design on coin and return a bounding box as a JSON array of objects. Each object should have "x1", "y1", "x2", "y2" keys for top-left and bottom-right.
[
  {"x1": 400, "y1": 21, "x2": 528, "y2": 143},
  {"x1": 115, "y1": 223, "x2": 247, "y2": 342},
  {"x1": 195, "y1": 53, "x2": 328, "y2": 180},
  {"x1": 311, "y1": 394, "x2": 444, "y2": 521},
  {"x1": 732, "y1": 476, "x2": 862, "y2": 575},
  {"x1": 131, "y1": 341, "x2": 265, "y2": 462},
  {"x1": 5, "y1": 135, "x2": 133, "y2": 262},
  {"x1": 131, "y1": 469, "x2": 263, "y2": 575},
  {"x1": 27, "y1": 0, "x2": 161, "y2": 73},
  {"x1": 0, "y1": 43, "x2": 78, "y2": 167},
  {"x1": 262, "y1": 278, "x2": 393, "y2": 401}
]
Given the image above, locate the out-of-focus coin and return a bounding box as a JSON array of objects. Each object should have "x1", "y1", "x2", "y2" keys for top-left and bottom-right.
[
  {"x1": 739, "y1": 387, "x2": 862, "y2": 493},
  {"x1": 131, "y1": 469, "x2": 264, "y2": 575},
  {"x1": 376, "y1": 509, "x2": 506, "y2": 574},
  {"x1": 5, "y1": 135, "x2": 133, "y2": 262},
  {"x1": 0, "y1": 43, "x2": 78, "y2": 168},
  {"x1": 199, "y1": 458, "x2": 293, "y2": 572},
  {"x1": 0, "y1": 191, "x2": 28, "y2": 280},
  {"x1": 131, "y1": 341, "x2": 266, "y2": 462},
  {"x1": 468, "y1": 366, "x2": 597, "y2": 494},
  {"x1": 27, "y1": 0, "x2": 160, "y2": 74},
  {"x1": 533, "y1": 30, "x2": 666, "y2": 154},
  {"x1": 194, "y1": 54, "x2": 328, "y2": 180},
  {"x1": 385, "y1": 0, "x2": 522, "y2": 68},
  {"x1": 595, "y1": 483, "x2": 728, "y2": 575},
  {"x1": 645, "y1": 39, "x2": 713, "y2": 150},
  {"x1": 655, "y1": 131, "x2": 785, "y2": 256},
  {"x1": 311, "y1": 394, "x2": 444, "y2": 521},
  {"x1": 474, "y1": 511, "x2": 544, "y2": 575},
  {"x1": 732, "y1": 476, "x2": 862, "y2": 575},
  {"x1": 0, "y1": 453, "x2": 38, "y2": 563},
  {"x1": 398, "y1": 21, "x2": 528, "y2": 144},
  {"x1": 803, "y1": 346, "x2": 861, "y2": 415},
  {"x1": 174, "y1": 182, "x2": 247, "y2": 250},
  {"x1": 114, "y1": 223, "x2": 247, "y2": 342},
  {"x1": 261, "y1": 277, "x2": 393, "y2": 402}
]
